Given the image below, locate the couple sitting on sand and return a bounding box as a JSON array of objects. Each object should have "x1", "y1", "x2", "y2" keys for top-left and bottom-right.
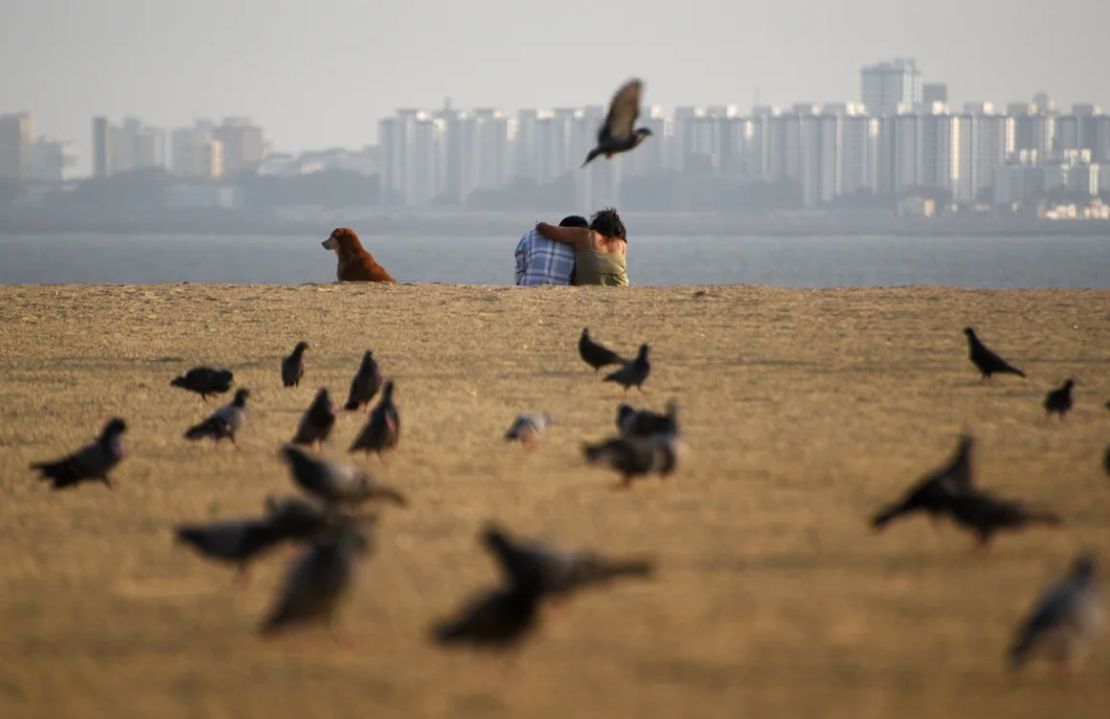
[{"x1": 514, "y1": 208, "x2": 629, "y2": 287}]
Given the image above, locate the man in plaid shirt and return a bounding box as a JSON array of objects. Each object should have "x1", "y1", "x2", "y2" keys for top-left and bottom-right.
[{"x1": 514, "y1": 215, "x2": 588, "y2": 285}]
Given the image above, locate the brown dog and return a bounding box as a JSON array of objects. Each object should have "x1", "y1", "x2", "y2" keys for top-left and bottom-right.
[{"x1": 321, "y1": 228, "x2": 396, "y2": 283}]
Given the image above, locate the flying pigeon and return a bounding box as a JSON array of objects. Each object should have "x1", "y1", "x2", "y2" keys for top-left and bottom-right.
[
  {"x1": 583, "y1": 434, "x2": 678, "y2": 488},
  {"x1": 291, "y1": 388, "x2": 336, "y2": 450},
  {"x1": 578, "y1": 328, "x2": 624, "y2": 373},
  {"x1": 432, "y1": 586, "x2": 542, "y2": 650},
  {"x1": 281, "y1": 445, "x2": 407, "y2": 509},
  {"x1": 504, "y1": 412, "x2": 551, "y2": 449},
  {"x1": 582, "y1": 79, "x2": 653, "y2": 167},
  {"x1": 1009, "y1": 554, "x2": 1102, "y2": 673},
  {"x1": 344, "y1": 350, "x2": 382, "y2": 411},
  {"x1": 263, "y1": 495, "x2": 332, "y2": 540},
  {"x1": 349, "y1": 380, "x2": 400, "y2": 458},
  {"x1": 616, "y1": 400, "x2": 678, "y2": 439},
  {"x1": 30, "y1": 418, "x2": 127, "y2": 490},
  {"x1": 947, "y1": 489, "x2": 1061, "y2": 548},
  {"x1": 281, "y1": 341, "x2": 308, "y2": 388},
  {"x1": 1043, "y1": 379, "x2": 1075, "y2": 420},
  {"x1": 184, "y1": 388, "x2": 250, "y2": 447},
  {"x1": 963, "y1": 328, "x2": 1026, "y2": 381},
  {"x1": 175, "y1": 517, "x2": 291, "y2": 581},
  {"x1": 604, "y1": 344, "x2": 651, "y2": 394},
  {"x1": 871, "y1": 434, "x2": 975, "y2": 530},
  {"x1": 170, "y1": 366, "x2": 234, "y2": 401}
]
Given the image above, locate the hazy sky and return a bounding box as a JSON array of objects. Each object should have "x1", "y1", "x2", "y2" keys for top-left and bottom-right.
[{"x1": 3, "y1": 0, "x2": 1109, "y2": 165}]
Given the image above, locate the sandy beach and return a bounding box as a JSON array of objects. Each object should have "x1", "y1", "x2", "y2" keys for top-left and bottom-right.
[{"x1": 1, "y1": 282, "x2": 1108, "y2": 718}]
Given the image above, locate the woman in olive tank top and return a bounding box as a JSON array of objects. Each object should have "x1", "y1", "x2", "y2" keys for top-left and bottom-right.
[{"x1": 535, "y1": 208, "x2": 629, "y2": 286}]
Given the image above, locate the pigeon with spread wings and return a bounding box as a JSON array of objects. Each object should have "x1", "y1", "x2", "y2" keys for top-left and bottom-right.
[{"x1": 582, "y1": 79, "x2": 653, "y2": 167}]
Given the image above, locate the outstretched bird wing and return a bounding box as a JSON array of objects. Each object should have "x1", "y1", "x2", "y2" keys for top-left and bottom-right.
[{"x1": 598, "y1": 79, "x2": 643, "y2": 144}]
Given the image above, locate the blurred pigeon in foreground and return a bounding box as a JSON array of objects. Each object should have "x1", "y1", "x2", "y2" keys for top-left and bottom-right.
[
  {"x1": 583, "y1": 434, "x2": 679, "y2": 488},
  {"x1": 504, "y1": 412, "x2": 551, "y2": 449},
  {"x1": 616, "y1": 400, "x2": 678, "y2": 439},
  {"x1": 344, "y1": 350, "x2": 383, "y2": 411},
  {"x1": 582, "y1": 79, "x2": 653, "y2": 167},
  {"x1": 281, "y1": 445, "x2": 407, "y2": 509},
  {"x1": 349, "y1": 380, "x2": 400, "y2": 458},
  {"x1": 259, "y1": 520, "x2": 372, "y2": 635},
  {"x1": 1103, "y1": 444, "x2": 1110, "y2": 479},
  {"x1": 578, "y1": 328, "x2": 624, "y2": 373},
  {"x1": 1009, "y1": 554, "x2": 1102, "y2": 672},
  {"x1": 963, "y1": 328, "x2": 1026, "y2": 381},
  {"x1": 432, "y1": 587, "x2": 542, "y2": 650},
  {"x1": 171, "y1": 367, "x2": 234, "y2": 401},
  {"x1": 604, "y1": 344, "x2": 651, "y2": 394},
  {"x1": 948, "y1": 489, "x2": 1061, "y2": 548},
  {"x1": 281, "y1": 342, "x2": 308, "y2": 388},
  {"x1": 184, "y1": 388, "x2": 250, "y2": 447},
  {"x1": 176, "y1": 517, "x2": 293, "y2": 581},
  {"x1": 30, "y1": 418, "x2": 127, "y2": 490},
  {"x1": 291, "y1": 388, "x2": 336, "y2": 450},
  {"x1": 1043, "y1": 379, "x2": 1075, "y2": 420},
  {"x1": 871, "y1": 434, "x2": 975, "y2": 530},
  {"x1": 483, "y1": 525, "x2": 654, "y2": 600}
]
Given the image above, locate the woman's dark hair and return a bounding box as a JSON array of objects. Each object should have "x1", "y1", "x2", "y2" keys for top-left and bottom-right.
[
  {"x1": 558, "y1": 215, "x2": 589, "y2": 228},
  {"x1": 589, "y1": 208, "x2": 626, "y2": 241}
]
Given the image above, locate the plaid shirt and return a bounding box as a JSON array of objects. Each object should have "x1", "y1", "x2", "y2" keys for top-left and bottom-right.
[{"x1": 514, "y1": 229, "x2": 575, "y2": 286}]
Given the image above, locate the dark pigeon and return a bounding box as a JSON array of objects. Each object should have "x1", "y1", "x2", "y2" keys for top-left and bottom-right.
[
  {"x1": 171, "y1": 367, "x2": 234, "y2": 401},
  {"x1": 1103, "y1": 444, "x2": 1110, "y2": 479},
  {"x1": 578, "y1": 328, "x2": 624, "y2": 373},
  {"x1": 604, "y1": 344, "x2": 651, "y2": 394},
  {"x1": 30, "y1": 418, "x2": 126, "y2": 490},
  {"x1": 349, "y1": 380, "x2": 400, "y2": 458},
  {"x1": 583, "y1": 434, "x2": 678, "y2": 488},
  {"x1": 344, "y1": 350, "x2": 382, "y2": 411},
  {"x1": 871, "y1": 434, "x2": 975, "y2": 530},
  {"x1": 263, "y1": 495, "x2": 332, "y2": 540},
  {"x1": 616, "y1": 400, "x2": 678, "y2": 439},
  {"x1": 1043, "y1": 379, "x2": 1075, "y2": 420},
  {"x1": 432, "y1": 587, "x2": 541, "y2": 650},
  {"x1": 281, "y1": 341, "x2": 308, "y2": 388},
  {"x1": 176, "y1": 517, "x2": 290, "y2": 580},
  {"x1": 184, "y1": 388, "x2": 249, "y2": 447},
  {"x1": 963, "y1": 328, "x2": 1026, "y2": 381},
  {"x1": 1009, "y1": 554, "x2": 1101, "y2": 672},
  {"x1": 947, "y1": 489, "x2": 1061, "y2": 548},
  {"x1": 582, "y1": 79, "x2": 653, "y2": 167},
  {"x1": 281, "y1": 445, "x2": 407, "y2": 509},
  {"x1": 291, "y1": 388, "x2": 336, "y2": 450}
]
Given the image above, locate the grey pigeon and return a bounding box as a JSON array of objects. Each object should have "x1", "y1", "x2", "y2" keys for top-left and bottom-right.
[
  {"x1": 616, "y1": 400, "x2": 678, "y2": 439},
  {"x1": 171, "y1": 366, "x2": 234, "y2": 401},
  {"x1": 281, "y1": 341, "x2": 308, "y2": 388},
  {"x1": 344, "y1": 350, "x2": 383, "y2": 411},
  {"x1": 349, "y1": 380, "x2": 400, "y2": 458},
  {"x1": 291, "y1": 388, "x2": 336, "y2": 450},
  {"x1": 604, "y1": 344, "x2": 651, "y2": 394},
  {"x1": 259, "y1": 520, "x2": 372, "y2": 635},
  {"x1": 947, "y1": 489, "x2": 1061, "y2": 548},
  {"x1": 30, "y1": 418, "x2": 127, "y2": 490},
  {"x1": 583, "y1": 433, "x2": 679, "y2": 488},
  {"x1": 582, "y1": 79, "x2": 653, "y2": 167},
  {"x1": 504, "y1": 412, "x2": 551, "y2": 448},
  {"x1": 184, "y1": 388, "x2": 249, "y2": 447},
  {"x1": 578, "y1": 328, "x2": 624, "y2": 373},
  {"x1": 176, "y1": 517, "x2": 289, "y2": 580},
  {"x1": 1043, "y1": 379, "x2": 1075, "y2": 420},
  {"x1": 871, "y1": 434, "x2": 975, "y2": 530},
  {"x1": 432, "y1": 587, "x2": 541, "y2": 650},
  {"x1": 281, "y1": 445, "x2": 407, "y2": 509},
  {"x1": 1009, "y1": 554, "x2": 1102, "y2": 672},
  {"x1": 964, "y1": 328, "x2": 1026, "y2": 381}
]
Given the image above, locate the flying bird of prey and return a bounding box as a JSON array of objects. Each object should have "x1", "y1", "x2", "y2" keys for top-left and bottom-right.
[
  {"x1": 583, "y1": 434, "x2": 679, "y2": 488},
  {"x1": 871, "y1": 434, "x2": 975, "y2": 530},
  {"x1": 291, "y1": 388, "x2": 336, "y2": 450},
  {"x1": 30, "y1": 418, "x2": 127, "y2": 490},
  {"x1": 578, "y1": 328, "x2": 624, "y2": 373},
  {"x1": 281, "y1": 445, "x2": 407, "y2": 509},
  {"x1": 344, "y1": 350, "x2": 382, "y2": 411},
  {"x1": 947, "y1": 489, "x2": 1061, "y2": 548},
  {"x1": 604, "y1": 344, "x2": 651, "y2": 394},
  {"x1": 184, "y1": 388, "x2": 250, "y2": 447},
  {"x1": 349, "y1": 380, "x2": 400, "y2": 459},
  {"x1": 170, "y1": 366, "x2": 234, "y2": 401},
  {"x1": 504, "y1": 412, "x2": 551, "y2": 449},
  {"x1": 582, "y1": 79, "x2": 653, "y2": 167},
  {"x1": 963, "y1": 328, "x2": 1026, "y2": 381},
  {"x1": 281, "y1": 341, "x2": 309, "y2": 388},
  {"x1": 1008, "y1": 554, "x2": 1102, "y2": 673},
  {"x1": 616, "y1": 400, "x2": 678, "y2": 439},
  {"x1": 1043, "y1": 379, "x2": 1075, "y2": 420}
]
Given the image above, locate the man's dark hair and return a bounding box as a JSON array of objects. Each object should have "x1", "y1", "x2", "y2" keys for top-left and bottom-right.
[
  {"x1": 589, "y1": 208, "x2": 626, "y2": 241},
  {"x1": 558, "y1": 215, "x2": 589, "y2": 228}
]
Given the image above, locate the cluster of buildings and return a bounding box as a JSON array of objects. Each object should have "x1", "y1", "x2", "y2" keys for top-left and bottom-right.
[
  {"x1": 94, "y1": 116, "x2": 267, "y2": 178},
  {"x1": 0, "y1": 112, "x2": 78, "y2": 181}
]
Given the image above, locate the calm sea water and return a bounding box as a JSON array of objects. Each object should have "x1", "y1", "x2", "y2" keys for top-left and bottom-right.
[{"x1": 0, "y1": 233, "x2": 1108, "y2": 288}]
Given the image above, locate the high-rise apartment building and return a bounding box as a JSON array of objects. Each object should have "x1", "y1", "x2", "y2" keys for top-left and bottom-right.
[
  {"x1": 0, "y1": 112, "x2": 34, "y2": 179},
  {"x1": 212, "y1": 118, "x2": 266, "y2": 176},
  {"x1": 861, "y1": 59, "x2": 922, "y2": 116}
]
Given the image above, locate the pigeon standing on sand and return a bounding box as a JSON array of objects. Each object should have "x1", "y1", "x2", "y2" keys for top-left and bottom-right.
[
  {"x1": 870, "y1": 434, "x2": 975, "y2": 530},
  {"x1": 171, "y1": 367, "x2": 234, "y2": 401},
  {"x1": 947, "y1": 489, "x2": 1061, "y2": 548},
  {"x1": 184, "y1": 388, "x2": 250, "y2": 447},
  {"x1": 176, "y1": 516, "x2": 295, "y2": 581},
  {"x1": 291, "y1": 388, "x2": 336, "y2": 450},
  {"x1": 583, "y1": 434, "x2": 679, "y2": 488},
  {"x1": 582, "y1": 79, "x2": 653, "y2": 167},
  {"x1": 259, "y1": 520, "x2": 372, "y2": 635},
  {"x1": 344, "y1": 350, "x2": 382, "y2": 411},
  {"x1": 349, "y1": 380, "x2": 400, "y2": 459},
  {"x1": 281, "y1": 342, "x2": 309, "y2": 388},
  {"x1": 604, "y1": 344, "x2": 651, "y2": 394},
  {"x1": 1043, "y1": 379, "x2": 1075, "y2": 420},
  {"x1": 963, "y1": 328, "x2": 1026, "y2": 381},
  {"x1": 30, "y1": 418, "x2": 127, "y2": 490},
  {"x1": 578, "y1": 328, "x2": 624, "y2": 373},
  {"x1": 616, "y1": 401, "x2": 678, "y2": 439},
  {"x1": 281, "y1": 445, "x2": 407, "y2": 509},
  {"x1": 504, "y1": 412, "x2": 551, "y2": 449},
  {"x1": 1008, "y1": 554, "x2": 1102, "y2": 673}
]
